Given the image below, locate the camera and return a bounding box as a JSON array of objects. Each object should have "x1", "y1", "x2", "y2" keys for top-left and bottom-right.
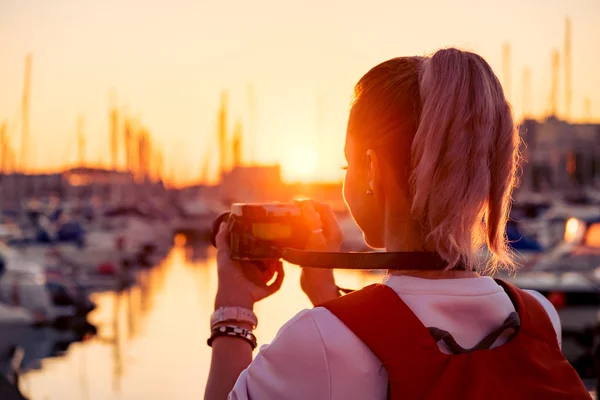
[
  {"x1": 210, "y1": 201, "x2": 312, "y2": 261},
  {"x1": 210, "y1": 201, "x2": 456, "y2": 272}
]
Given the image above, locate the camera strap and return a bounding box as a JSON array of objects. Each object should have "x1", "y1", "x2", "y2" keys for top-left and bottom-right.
[{"x1": 279, "y1": 248, "x2": 468, "y2": 271}]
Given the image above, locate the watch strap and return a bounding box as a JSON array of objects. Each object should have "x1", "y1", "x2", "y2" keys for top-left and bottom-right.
[{"x1": 211, "y1": 306, "x2": 258, "y2": 329}]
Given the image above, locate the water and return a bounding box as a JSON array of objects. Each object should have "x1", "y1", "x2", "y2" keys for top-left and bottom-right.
[
  {"x1": 12, "y1": 241, "x2": 597, "y2": 399},
  {"x1": 18, "y1": 242, "x2": 383, "y2": 400}
]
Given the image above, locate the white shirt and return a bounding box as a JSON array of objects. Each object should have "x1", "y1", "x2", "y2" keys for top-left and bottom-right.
[{"x1": 229, "y1": 276, "x2": 561, "y2": 400}]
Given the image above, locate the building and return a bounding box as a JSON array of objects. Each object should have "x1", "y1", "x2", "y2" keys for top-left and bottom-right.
[
  {"x1": 519, "y1": 117, "x2": 600, "y2": 192},
  {"x1": 0, "y1": 168, "x2": 140, "y2": 208},
  {"x1": 62, "y1": 167, "x2": 136, "y2": 200},
  {"x1": 0, "y1": 172, "x2": 63, "y2": 208}
]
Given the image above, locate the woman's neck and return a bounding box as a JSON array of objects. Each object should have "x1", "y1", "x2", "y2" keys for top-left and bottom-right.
[
  {"x1": 383, "y1": 218, "x2": 479, "y2": 279},
  {"x1": 383, "y1": 217, "x2": 426, "y2": 253}
]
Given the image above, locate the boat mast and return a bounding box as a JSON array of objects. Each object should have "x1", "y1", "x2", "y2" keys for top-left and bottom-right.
[
  {"x1": 246, "y1": 84, "x2": 256, "y2": 164},
  {"x1": 218, "y1": 91, "x2": 228, "y2": 179},
  {"x1": 20, "y1": 54, "x2": 32, "y2": 173},
  {"x1": 232, "y1": 120, "x2": 242, "y2": 168}
]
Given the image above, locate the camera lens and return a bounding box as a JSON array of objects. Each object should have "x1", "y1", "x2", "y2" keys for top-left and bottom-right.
[{"x1": 210, "y1": 212, "x2": 231, "y2": 248}]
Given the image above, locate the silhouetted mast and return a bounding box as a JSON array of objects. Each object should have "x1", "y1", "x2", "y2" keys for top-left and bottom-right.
[
  {"x1": 550, "y1": 50, "x2": 560, "y2": 117},
  {"x1": 564, "y1": 17, "x2": 572, "y2": 121},
  {"x1": 21, "y1": 54, "x2": 32, "y2": 172},
  {"x1": 137, "y1": 131, "x2": 148, "y2": 182},
  {"x1": 502, "y1": 43, "x2": 511, "y2": 101},
  {"x1": 232, "y1": 119, "x2": 243, "y2": 168},
  {"x1": 110, "y1": 91, "x2": 119, "y2": 170},
  {"x1": 246, "y1": 84, "x2": 256, "y2": 164},
  {"x1": 200, "y1": 152, "x2": 210, "y2": 184},
  {"x1": 124, "y1": 120, "x2": 133, "y2": 173},
  {"x1": 156, "y1": 149, "x2": 164, "y2": 182},
  {"x1": 218, "y1": 91, "x2": 228, "y2": 177}
]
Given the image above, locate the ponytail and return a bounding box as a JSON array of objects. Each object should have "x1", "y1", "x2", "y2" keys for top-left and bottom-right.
[{"x1": 410, "y1": 48, "x2": 519, "y2": 271}]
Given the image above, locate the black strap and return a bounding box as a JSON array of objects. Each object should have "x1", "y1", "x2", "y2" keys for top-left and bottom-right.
[
  {"x1": 212, "y1": 217, "x2": 468, "y2": 272},
  {"x1": 427, "y1": 312, "x2": 521, "y2": 354},
  {"x1": 281, "y1": 249, "x2": 468, "y2": 271}
]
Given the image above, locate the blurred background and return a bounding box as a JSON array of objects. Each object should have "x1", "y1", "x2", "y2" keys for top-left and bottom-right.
[{"x1": 0, "y1": 0, "x2": 599, "y2": 399}]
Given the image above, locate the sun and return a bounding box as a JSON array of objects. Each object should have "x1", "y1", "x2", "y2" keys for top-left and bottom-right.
[{"x1": 283, "y1": 145, "x2": 319, "y2": 181}]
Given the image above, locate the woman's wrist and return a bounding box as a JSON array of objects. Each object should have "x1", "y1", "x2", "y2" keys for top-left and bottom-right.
[{"x1": 214, "y1": 289, "x2": 255, "y2": 311}]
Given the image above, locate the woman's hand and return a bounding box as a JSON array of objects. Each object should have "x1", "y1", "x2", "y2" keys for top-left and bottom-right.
[
  {"x1": 299, "y1": 201, "x2": 343, "y2": 306},
  {"x1": 214, "y1": 223, "x2": 285, "y2": 310}
]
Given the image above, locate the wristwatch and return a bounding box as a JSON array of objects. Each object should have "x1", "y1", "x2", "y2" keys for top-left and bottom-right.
[{"x1": 211, "y1": 306, "x2": 258, "y2": 330}]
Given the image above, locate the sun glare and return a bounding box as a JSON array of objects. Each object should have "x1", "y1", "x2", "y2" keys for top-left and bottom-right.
[{"x1": 283, "y1": 146, "x2": 319, "y2": 181}]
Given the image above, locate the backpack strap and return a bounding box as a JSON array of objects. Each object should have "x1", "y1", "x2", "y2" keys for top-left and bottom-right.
[
  {"x1": 320, "y1": 284, "x2": 447, "y2": 399},
  {"x1": 494, "y1": 279, "x2": 559, "y2": 346},
  {"x1": 428, "y1": 311, "x2": 520, "y2": 354}
]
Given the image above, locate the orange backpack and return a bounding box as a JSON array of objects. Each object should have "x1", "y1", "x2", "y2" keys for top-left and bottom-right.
[{"x1": 322, "y1": 281, "x2": 590, "y2": 399}]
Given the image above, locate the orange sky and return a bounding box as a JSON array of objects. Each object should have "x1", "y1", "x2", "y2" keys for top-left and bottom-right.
[{"x1": 1, "y1": 0, "x2": 599, "y2": 186}]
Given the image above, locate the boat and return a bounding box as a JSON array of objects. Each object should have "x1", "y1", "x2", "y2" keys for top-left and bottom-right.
[
  {"x1": 0, "y1": 303, "x2": 34, "y2": 381},
  {"x1": 0, "y1": 244, "x2": 77, "y2": 324},
  {"x1": 0, "y1": 303, "x2": 33, "y2": 326},
  {"x1": 511, "y1": 194, "x2": 600, "y2": 250}
]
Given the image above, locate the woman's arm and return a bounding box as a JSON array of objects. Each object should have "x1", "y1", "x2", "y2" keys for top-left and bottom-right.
[
  {"x1": 204, "y1": 335, "x2": 253, "y2": 400},
  {"x1": 205, "y1": 200, "x2": 343, "y2": 398},
  {"x1": 204, "y1": 224, "x2": 284, "y2": 399},
  {"x1": 205, "y1": 294, "x2": 254, "y2": 400}
]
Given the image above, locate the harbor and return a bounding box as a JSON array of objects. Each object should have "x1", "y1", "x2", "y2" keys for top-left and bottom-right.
[
  {"x1": 2, "y1": 237, "x2": 384, "y2": 400},
  {"x1": 1, "y1": 2, "x2": 600, "y2": 398}
]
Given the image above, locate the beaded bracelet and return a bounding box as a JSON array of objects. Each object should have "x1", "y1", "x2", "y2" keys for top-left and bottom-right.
[{"x1": 207, "y1": 325, "x2": 257, "y2": 350}]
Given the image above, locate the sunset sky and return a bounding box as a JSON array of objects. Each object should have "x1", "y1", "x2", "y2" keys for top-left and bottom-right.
[{"x1": 1, "y1": 0, "x2": 599, "y2": 186}]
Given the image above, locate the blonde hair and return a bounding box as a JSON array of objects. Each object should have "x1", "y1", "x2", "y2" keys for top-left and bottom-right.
[{"x1": 349, "y1": 48, "x2": 520, "y2": 272}]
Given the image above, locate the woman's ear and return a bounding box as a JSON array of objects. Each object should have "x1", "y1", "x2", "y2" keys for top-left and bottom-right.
[{"x1": 365, "y1": 149, "x2": 381, "y2": 193}]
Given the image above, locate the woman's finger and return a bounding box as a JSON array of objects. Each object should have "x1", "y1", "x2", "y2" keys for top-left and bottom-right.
[
  {"x1": 215, "y1": 222, "x2": 232, "y2": 262},
  {"x1": 240, "y1": 261, "x2": 267, "y2": 286},
  {"x1": 265, "y1": 261, "x2": 285, "y2": 295},
  {"x1": 298, "y1": 200, "x2": 323, "y2": 232},
  {"x1": 261, "y1": 261, "x2": 277, "y2": 283},
  {"x1": 215, "y1": 222, "x2": 229, "y2": 246},
  {"x1": 314, "y1": 202, "x2": 343, "y2": 244},
  {"x1": 305, "y1": 229, "x2": 329, "y2": 250}
]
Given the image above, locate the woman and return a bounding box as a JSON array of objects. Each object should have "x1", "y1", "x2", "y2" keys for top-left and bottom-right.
[{"x1": 204, "y1": 48, "x2": 589, "y2": 399}]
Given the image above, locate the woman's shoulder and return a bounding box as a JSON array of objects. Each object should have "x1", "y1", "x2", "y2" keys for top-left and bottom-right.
[
  {"x1": 255, "y1": 307, "x2": 387, "y2": 396},
  {"x1": 232, "y1": 307, "x2": 387, "y2": 399},
  {"x1": 266, "y1": 306, "x2": 386, "y2": 368},
  {"x1": 521, "y1": 289, "x2": 562, "y2": 347}
]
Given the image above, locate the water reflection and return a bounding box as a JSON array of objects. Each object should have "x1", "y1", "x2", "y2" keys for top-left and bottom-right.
[
  {"x1": 7, "y1": 241, "x2": 597, "y2": 399},
  {"x1": 14, "y1": 241, "x2": 381, "y2": 399}
]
